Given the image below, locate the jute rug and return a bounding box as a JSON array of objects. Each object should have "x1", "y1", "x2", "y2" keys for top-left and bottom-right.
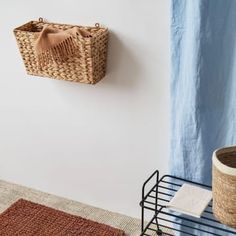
[{"x1": 0, "y1": 199, "x2": 124, "y2": 236}]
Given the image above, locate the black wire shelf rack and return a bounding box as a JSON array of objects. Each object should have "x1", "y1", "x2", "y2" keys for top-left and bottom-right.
[{"x1": 140, "y1": 170, "x2": 236, "y2": 236}]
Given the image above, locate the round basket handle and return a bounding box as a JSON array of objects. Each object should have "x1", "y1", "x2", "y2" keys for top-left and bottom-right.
[{"x1": 38, "y1": 17, "x2": 44, "y2": 23}]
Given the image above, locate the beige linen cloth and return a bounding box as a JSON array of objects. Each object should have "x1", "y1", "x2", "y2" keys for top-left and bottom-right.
[{"x1": 34, "y1": 25, "x2": 91, "y2": 67}]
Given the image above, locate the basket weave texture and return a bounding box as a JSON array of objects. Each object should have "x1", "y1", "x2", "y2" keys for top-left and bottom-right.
[
  {"x1": 212, "y1": 147, "x2": 236, "y2": 228},
  {"x1": 14, "y1": 20, "x2": 108, "y2": 84}
]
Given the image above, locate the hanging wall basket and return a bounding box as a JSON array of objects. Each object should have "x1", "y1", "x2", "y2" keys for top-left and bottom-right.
[
  {"x1": 212, "y1": 146, "x2": 236, "y2": 228},
  {"x1": 13, "y1": 18, "x2": 109, "y2": 84}
]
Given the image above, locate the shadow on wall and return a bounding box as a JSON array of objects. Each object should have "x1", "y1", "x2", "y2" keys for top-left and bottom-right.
[
  {"x1": 50, "y1": 30, "x2": 143, "y2": 91},
  {"x1": 104, "y1": 30, "x2": 143, "y2": 89}
]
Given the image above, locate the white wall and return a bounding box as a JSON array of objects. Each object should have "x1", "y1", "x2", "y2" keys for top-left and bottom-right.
[{"x1": 0, "y1": 0, "x2": 170, "y2": 218}]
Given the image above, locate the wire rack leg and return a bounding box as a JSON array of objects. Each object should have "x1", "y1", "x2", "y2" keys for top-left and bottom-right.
[{"x1": 155, "y1": 216, "x2": 163, "y2": 235}]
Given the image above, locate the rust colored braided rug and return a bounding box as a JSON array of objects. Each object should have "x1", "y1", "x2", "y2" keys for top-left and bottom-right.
[{"x1": 0, "y1": 199, "x2": 125, "y2": 236}]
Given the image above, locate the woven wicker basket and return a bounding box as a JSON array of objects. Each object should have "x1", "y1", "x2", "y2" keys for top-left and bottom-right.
[
  {"x1": 13, "y1": 19, "x2": 108, "y2": 84},
  {"x1": 212, "y1": 146, "x2": 236, "y2": 228}
]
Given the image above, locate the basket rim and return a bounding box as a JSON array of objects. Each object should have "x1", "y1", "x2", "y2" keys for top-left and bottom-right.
[
  {"x1": 13, "y1": 20, "x2": 108, "y2": 33},
  {"x1": 213, "y1": 146, "x2": 236, "y2": 176}
]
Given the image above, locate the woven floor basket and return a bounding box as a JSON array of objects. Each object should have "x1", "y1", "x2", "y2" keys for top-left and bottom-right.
[
  {"x1": 212, "y1": 146, "x2": 236, "y2": 228},
  {"x1": 13, "y1": 19, "x2": 108, "y2": 84}
]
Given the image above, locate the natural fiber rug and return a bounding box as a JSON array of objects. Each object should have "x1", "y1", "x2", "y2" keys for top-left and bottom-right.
[{"x1": 0, "y1": 199, "x2": 125, "y2": 236}]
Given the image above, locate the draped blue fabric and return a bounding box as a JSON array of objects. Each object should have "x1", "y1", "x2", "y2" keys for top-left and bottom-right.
[{"x1": 170, "y1": 0, "x2": 236, "y2": 235}]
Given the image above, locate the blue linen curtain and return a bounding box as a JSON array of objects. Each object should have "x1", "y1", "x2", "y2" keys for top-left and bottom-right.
[{"x1": 170, "y1": 0, "x2": 236, "y2": 235}]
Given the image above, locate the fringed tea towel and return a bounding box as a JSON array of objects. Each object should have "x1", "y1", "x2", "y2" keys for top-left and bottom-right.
[{"x1": 34, "y1": 25, "x2": 91, "y2": 67}]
